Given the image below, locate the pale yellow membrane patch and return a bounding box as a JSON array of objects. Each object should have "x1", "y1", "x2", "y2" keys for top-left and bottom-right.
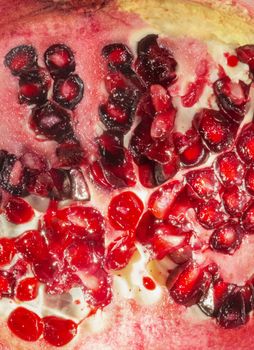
[{"x1": 117, "y1": 0, "x2": 254, "y2": 45}]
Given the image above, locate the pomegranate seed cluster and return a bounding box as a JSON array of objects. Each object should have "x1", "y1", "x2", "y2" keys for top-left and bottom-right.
[{"x1": 1, "y1": 36, "x2": 254, "y2": 346}]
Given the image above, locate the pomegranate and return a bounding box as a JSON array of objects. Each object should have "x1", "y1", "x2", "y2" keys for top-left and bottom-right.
[{"x1": 0, "y1": 0, "x2": 254, "y2": 349}]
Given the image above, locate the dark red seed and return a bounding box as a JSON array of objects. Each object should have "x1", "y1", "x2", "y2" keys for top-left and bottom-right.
[
  {"x1": 150, "y1": 110, "x2": 175, "y2": 140},
  {"x1": 8, "y1": 307, "x2": 43, "y2": 341},
  {"x1": 97, "y1": 130, "x2": 124, "y2": 166},
  {"x1": 173, "y1": 129, "x2": 207, "y2": 167},
  {"x1": 4, "y1": 197, "x2": 34, "y2": 224},
  {"x1": 43, "y1": 316, "x2": 77, "y2": 347},
  {"x1": 0, "y1": 238, "x2": 15, "y2": 266},
  {"x1": 104, "y1": 234, "x2": 136, "y2": 270},
  {"x1": 245, "y1": 165, "x2": 254, "y2": 195},
  {"x1": 44, "y1": 44, "x2": 75, "y2": 78},
  {"x1": 193, "y1": 108, "x2": 235, "y2": 153},
  {"x1": 0, "y1": 270, "x2": 16, "y2": 297},
  {"x1": 135, "y1": 211, "x2": 156, "y2": 244},
  {"x1": 240, "y1": 283, "x2": 254, "y2": 314},
  {"x1": 56, "y1": 142, "x2": 86, "y2": 167},
  {"x1": 32, "y1": 257, "x2": 60, "y2": 283},
  {"x1": 222, "y1": 187, "x2": 251, "y2": 217},
  {"x1": 143, "y1": 276, "x2": 156, "y2": 290},
  {"x1": 102, "y1": 43, "x2": 133, "y2": 70},
  {"x1": 186, "y1": 168, "x2": 219, "y2": 199},
  {"x1": 199, "y1": 280, "x2": 236, "y2": 317},
  {"x1": 31, "y1": 101, "x2": 75, "y2": 143},
  {"x1": 65, "y1": 242, "x2": 96, "y2": 271},
  {"x1": 104, "y1": 72, "x2": 128, "y2": 93},
  {"x1": 89, "y1": 160, "x2": 117, "y2": 190},
  {"x1": 167, "y1": 261, "x2": 212, "y2": 306},
  {"x1": 196, "y1": 199, "x2": 227, "y2": 229},
  {"x1": 0, "y1": 152, "x2": 27, "y2": 196},
  {"x1": 217, "y1": 289, "x2": 247, "y2": 328},
  {"x1": 85, "y1": 269, "x2": 112, "y2": 308},
  {"x1": 15, "y1": 230, "x2": 49, "y2": 263},
  {"x1": 19, "y1": 72, "x2": 48, "y2": 105},
  {"x1": 150, "y1": 84, "x2": 172, "y2": 112},
  {"x1": 129, "y1": 118, "x2": 153, "y2": 164},
  {"x1": 242, "y1": 203, "x2": 254, "y2": 233},
  {"x1": 53, "y1": 74, "x2": 84, "y2": 110},
  {"x1": 135, "y1": 34, "x2": 177, "y2": 87},
  {"x1": 215, "y1": 152, "x2": 245, "y2": 187},
  {"x1": 108, "y1": 191, "x2": 144, "y2": 230},
  {"x1": 236, "y1": 122, "x2": 254, "y2": 164},
  {"x1": 145, "y1": 139, "x2": 176, "y2": 164},
  {"x1": 236, "y1": 45, "x2": 254, "y2": 72},
  {"x1": 5, "y1": 45, "x2": 37, "y2": 76},
  {"x1": 15, "y1": 277, "x2": 39, "y2": 301},
  {"x1": 209, "y1": 221, "x2": 244, "y2": 255},
  {"x1": 148, "y1": 180, "x2": 183, "y2": 219},
  {"x1": 56, "y1": 206, "x2": 105, "y2": 242},
  {"x1": 181, "y1": 76, "x2": 207, "y2": 108},
  {"x1": 99, "y1": 88, "x2": 139, "y2": 134},
  {"x1": 154, "y1": 154, "x2": 179, "y2": 185},
  {"x1": 138, "y1": 160, "x2": 157, "y2": 188},
  {"x1": 213, "y1": 76, "x2": 249, "y2": 123}
]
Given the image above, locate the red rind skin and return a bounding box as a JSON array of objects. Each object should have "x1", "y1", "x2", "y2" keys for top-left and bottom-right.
[{"x1": 0, "y1": 0, "x2": 254, "y2": 350}]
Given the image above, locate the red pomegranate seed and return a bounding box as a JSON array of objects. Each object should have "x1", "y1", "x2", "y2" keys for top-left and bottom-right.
[
  {"x1": 167, "y1": 261, "x2": 212, "y2": 306},
  {"x1": 196, "y1": 199, "x2": 227, "y2": 229},
  {"x1": 135, "y1": 211, "x2": 156, "y2": 244},
  {"x1": 194, "y1": 108, "x2": 235, "y2": 152},
  {"x1": 56, "y1": 142, "x2": 86, "y2": 167},
  {"x1": 0, "y1": 238, "x2": 15, "y2": 266},
  {"x1": 44, "y1": 44, "x2": 75, "y2": 78},
  {"x1": 0, "y1": 271, "x2": 16, "y2": 297},
  {"x1": 242, "y1": 203, "x2": 254, "y2": 233},
  {"x1": 65, "y1": 242, "x2": 95, "y2": 271},
  {"x1": 143, "y1": 276, "x2": 156, "y2": 290},
  {"x1": 102, "y1": 43, "x2": 133, "y2": 70},
  {"x1": 97, "y1": 130, "x2": 124, "y2": 166},
  {"x1": 154, "y1": 154, "x2": 179, "y2": 185},
  {"x1": 129, "y1": 118, "x2": 153, "y2": 164},
  {"x1": 56, "y1": 206, "x2": 105, "y2": 242},
  {"x1": 145, "y1": 138, "x2": 175, "y2": 164},
  {"x1": 209, "y1": 221, "x2": 244, "y2": 255},
  {"x1": 150, "y1": 110, "x2": 175, "y2": 139},
  {"x1": 15, "y1": 230, "x2": 49, "y2": 263},
  {"x1": 15, "y1": 277, "x2": 39, "y2": 301},
  {"x1": 217, "y1": 289, "x2": 247, "y2": 328},
  {"x1": 89, "y1": 160, "x2": 116, "y2": 190},
  {"x1": 104, "y1": 72, "x2": 128, "y2": 93},
  {"x1": 19, "y1": 72, "x2": 48, "y2": 105},
  {"x1": 53, "y1": 73, "x2": 84, "y2": 110},
  {"x1": 4, "y1": 45, "x2": 37, "y2": 76},
  {"x1": 181, "y1": 77, "x2": 206, "y2": 107},
  {"x1": 85, "y1": 269, "x2": 112, "y2": 308},
  {"x1": 240, "y1": 283, "x2": 254, "y2": 313},
  {"x1": 199, "y1": 280, "x2": 236, "y2": 316},
  {"x1": 138, "y1": 161, "x2": 156, "y2": 188},
  {"x1": 108, "y1": 191, "x2": 144, "y2": 230},
  {"x1": 8, "y1": 307, "x2": 43, "y2": 341},
  {"x1": 236, "y1": 123, "x2": 254, "y2": 164},
  {"x1": 213, "y1": 76, "x2": 249, "y2": 122},
  {"x1": 186, "y1": 168, "x2": 219, "y2": 199},
  {"x1": 173, "y1": 129, "x2": 207, "y2": 167},
  {"x1": 4, "y1": 197, "x2": 34, "y2": 224},
  {"x1": 43, "y1": 316, "x2": 77, "y2": 347},
  {"x1": 245, "y1": 165, "x2": 254, "y2": 195},
  {"x1": 148, "y1": 180, "x2": 183, "y2": 219},
  {"x1": 215, "y1": 152, "x2": 245, "y2": 187},
  {"x1": 222, "y1": 187, "x2": 251, "y2": 217},
  {"x1": 104, "y1": 234, "x2": 136, "y2": 270},
  {"x1": 150, "y1": 84, "x2": 172, "y2": 112},
  {"x1": 236, "y1": 45, "x2": 254, "y2": 71}
]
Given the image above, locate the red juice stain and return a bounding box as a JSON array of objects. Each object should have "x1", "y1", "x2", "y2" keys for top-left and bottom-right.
[{"x1": 143, "y1": 276, "x2": 156, "y2": 290}]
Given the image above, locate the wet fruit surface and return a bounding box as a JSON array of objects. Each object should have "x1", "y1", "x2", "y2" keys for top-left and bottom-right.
[{"x1": 1, "y1": 2, "x2": 254, "y2": 349}]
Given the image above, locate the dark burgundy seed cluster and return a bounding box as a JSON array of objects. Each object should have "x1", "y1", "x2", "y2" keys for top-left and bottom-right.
[{"x1": 2, "y1": 44, "x2": 87, "y2": 197}]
